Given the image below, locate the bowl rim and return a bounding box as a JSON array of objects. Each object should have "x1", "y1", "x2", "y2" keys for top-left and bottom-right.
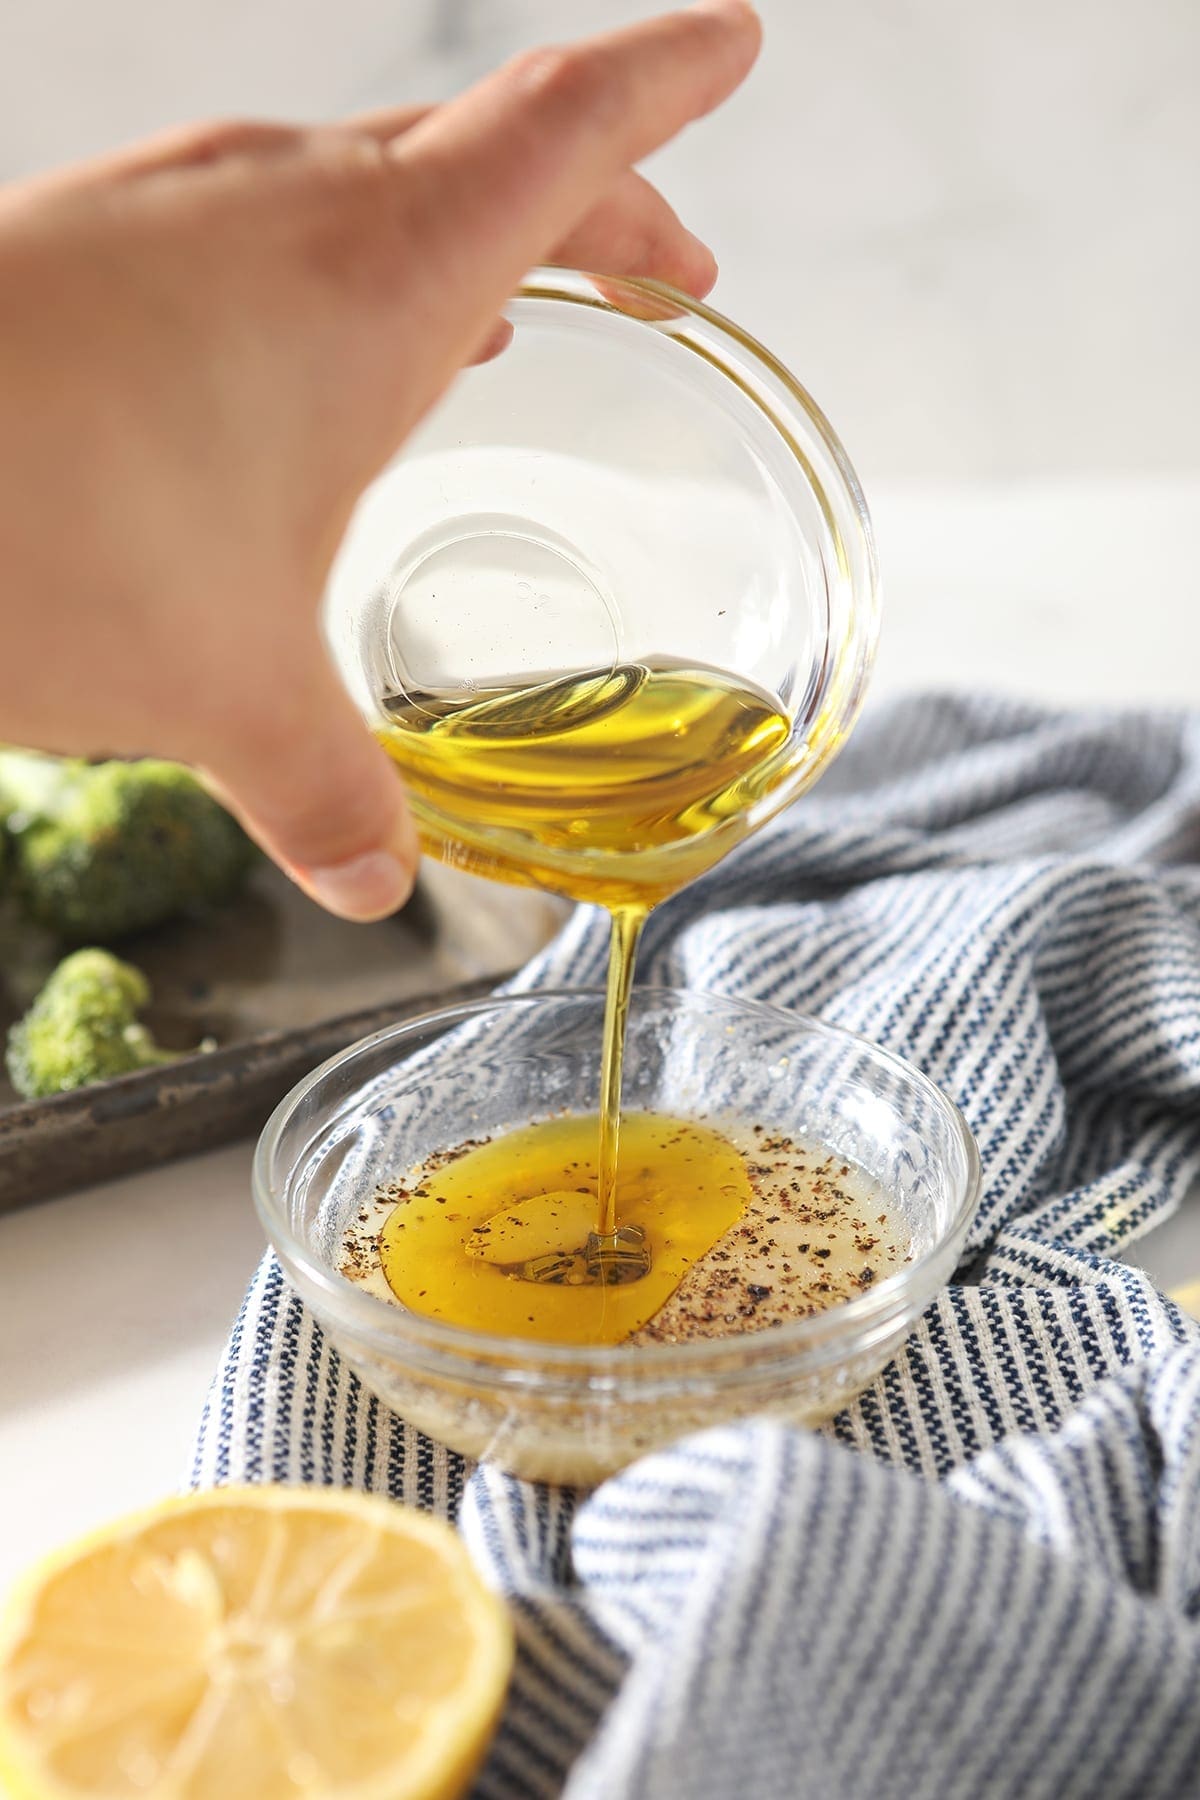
[
  {"x1": 253, "y1": 985, "x2": 982, "y2": 1374},
  {"x1": 515, "y1": 266, "x2": 882, "y2": 773},
  {"x1": 348, "y1": 267, "x2": 882, "y2": 895},
  {"x1": 518, "y1": 263, "x2": 880, "y2": 601}
]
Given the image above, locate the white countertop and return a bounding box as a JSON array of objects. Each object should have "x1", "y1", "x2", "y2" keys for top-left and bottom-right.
[{"x1": 2, "y1": 472, "x2": 1198, "y2": 1595}]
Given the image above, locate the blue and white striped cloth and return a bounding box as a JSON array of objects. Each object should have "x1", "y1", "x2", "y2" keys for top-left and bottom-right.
[{"x1": 194, "y1": 693, "x2": 1200, "y2": 1798}]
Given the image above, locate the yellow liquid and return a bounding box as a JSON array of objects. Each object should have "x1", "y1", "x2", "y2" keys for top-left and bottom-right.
[
  {"x1": 378, "y1": 1112, "x2": 754, "y2": 1346},
  {"x1": 376, "y1": 660, "x2": 793, "y2": 911},
  {"x1": 378, "y1": 660, "x2": 794, "y2": 1256}
]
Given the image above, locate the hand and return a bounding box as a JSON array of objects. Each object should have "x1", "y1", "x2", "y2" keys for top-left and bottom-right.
[{"x1": 0, "y1": 0, "x2": 760, "y2": 920}]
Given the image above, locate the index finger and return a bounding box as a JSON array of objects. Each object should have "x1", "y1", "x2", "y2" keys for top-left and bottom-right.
[{"x1": 388, "y1": 0, "x2": 760, "y2": 362}]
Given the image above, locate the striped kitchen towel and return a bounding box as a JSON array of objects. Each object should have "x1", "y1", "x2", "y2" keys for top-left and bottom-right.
[{"x1": 194, "y1": 692, "x2": 1200, "y2": 1799}]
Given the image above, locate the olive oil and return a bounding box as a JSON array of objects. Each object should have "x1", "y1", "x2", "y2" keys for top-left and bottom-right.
[
  {"x1": 378, "y1": 1112, "x2": 754, "y2": 1346},
  {"x1": 376, "y1": 660, "x2": 793, "y2": 910},
  {"x1": 377, "y1": 659, "x2": 795, "y2": 1267}
]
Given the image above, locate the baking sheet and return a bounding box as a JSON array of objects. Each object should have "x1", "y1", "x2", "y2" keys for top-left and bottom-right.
[{"x1": 0, "y1": 859, "x2": 568, "y2": 1212}]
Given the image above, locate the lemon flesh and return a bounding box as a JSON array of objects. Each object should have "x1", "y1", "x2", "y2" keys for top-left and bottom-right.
[{"x1": 0, "y1": 1485, "x2": 513, "y2": 1800}]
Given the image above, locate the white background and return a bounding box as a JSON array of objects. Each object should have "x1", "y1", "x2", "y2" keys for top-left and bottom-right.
[{"x1": 0, "y1": 0, "x2": 1197, "y2": 1588}]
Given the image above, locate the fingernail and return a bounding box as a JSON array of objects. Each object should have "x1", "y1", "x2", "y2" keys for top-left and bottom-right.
[
  {"x1": 686, "y1": 232, "x2": 719, "y2": 294},
  {"x1": 474, "y1": 318, "x2": 515, "y2": 364},
  {"x1": 302, "y1": 849, "x2": 415, "y2": 922}
]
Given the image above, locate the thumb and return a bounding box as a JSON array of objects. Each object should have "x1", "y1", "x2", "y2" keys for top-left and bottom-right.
[{"x1": 207, "y1": 664, "x2": 420, "y2": 922}]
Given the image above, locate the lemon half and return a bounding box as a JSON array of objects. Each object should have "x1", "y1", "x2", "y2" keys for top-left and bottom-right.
[{"x1": 0, "y1": 1486, "x2": 513, "y2": 1800}]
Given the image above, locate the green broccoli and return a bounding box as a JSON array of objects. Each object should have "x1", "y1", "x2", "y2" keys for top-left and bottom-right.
[
  {"x1": 6, "y1": 948, "x2": 178, "y2": 1098},
  {"x1": 0, "y1": 750, "x2": 255, "y2": 941}
]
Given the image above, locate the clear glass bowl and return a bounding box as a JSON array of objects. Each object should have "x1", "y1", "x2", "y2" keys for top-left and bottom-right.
[
  {"x1": 323, "y1": 268, "x2": 880, "y2": 899},
  {"x1": 255, "y1": 988, "x2": 980, "y2": 1486}
]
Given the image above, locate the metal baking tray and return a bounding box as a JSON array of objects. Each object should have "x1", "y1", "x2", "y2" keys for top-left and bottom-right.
[{"x1": 0, "y1": 860, "x2": 567, "y2": 1213}]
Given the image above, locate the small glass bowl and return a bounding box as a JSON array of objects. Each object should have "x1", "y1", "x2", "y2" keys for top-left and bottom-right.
[
  {"x1": 255, "y1": 988, "x2": 980, "y2": 1486},
  {"x1": 323, "y1": 268, "x2": 879, "y2": 899}
]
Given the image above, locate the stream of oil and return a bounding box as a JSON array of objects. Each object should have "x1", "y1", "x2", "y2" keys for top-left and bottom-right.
[{"x1": 376, "y1": 660, "x2": 794, "y2": 1312}]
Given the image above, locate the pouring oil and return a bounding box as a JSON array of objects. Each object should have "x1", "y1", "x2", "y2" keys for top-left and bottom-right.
[
  {"x1": 375, "y1": 658, "x2": 799, "y2": 1331},
  {"x1": 378, "y1": 657, "x2": 793, "y2": 1246}
]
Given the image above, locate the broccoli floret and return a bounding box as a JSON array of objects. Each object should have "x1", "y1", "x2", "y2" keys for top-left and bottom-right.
[
  {"x1": 0, "y1": 751, "x2": 255, "y2": 941},
  {"x1": 6, "y1": 948, "x2": 178, "y2": 1098}
]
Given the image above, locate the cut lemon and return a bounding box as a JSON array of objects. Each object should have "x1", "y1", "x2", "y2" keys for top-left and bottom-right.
[
  {"x1": 1169, "y1": 1280, "x2": 1200, "y2": 1321},
  {"x1": 0, "y1": 1485, "x2": 513, "y2": 1800}
]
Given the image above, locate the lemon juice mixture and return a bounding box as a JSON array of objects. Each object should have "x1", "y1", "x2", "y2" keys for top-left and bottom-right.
[{"x1": 341, "y1": 1113, "x2": 910, "y2": 1348}]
